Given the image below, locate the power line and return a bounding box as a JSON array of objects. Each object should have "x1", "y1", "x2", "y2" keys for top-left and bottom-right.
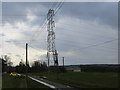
[
  {"x1": 3, "y1": 1, "x2": 64, "y2": 47},
  {"x1": 4, "y1": 37, "x2": 117, "y2": 51},
  {"x1": 28, "y1": 44, "x2": 47, "y2": 62},
  {"x1": 28, "y1": 44, "x2": 46, "y2": 52},
  {"x1": 3, "y1": 33, "x2": 118, "y2": 51},
  {"x1": 56, "y1": 32, "x2": 117, "y2": 45},
  {"x1": 70, "y1": 38, "x2": 118, "y2": 52},
  {"x1": 56, "y1": 25, "x2": 117, "y2": 37},
  {"x1": 3, "y1": 29, "x2": 118, "y2": 51},
  {"x1": 26, "y1": 1, "x2": 56, "y2": 44},
  {"x1": 57, "y1": 44, "x2": 118, "y2": 53},
  {"x1": 54, "y1": 0, "x2": 65, "y2": 15},
  {"x1": 3, "y1": 39, "x2": 118, "y2": 53},
  {"x1": 28, "y1": 19, "x2": 47, "y2": 44},
  {"x1": 3, "y1": 15, "x2": 45, "y2": 17},
  {"x1": 50, "y1": 0, "x2": 59, "y2": 9},
  {"x1": 28, "y1": 1, "x2": 60, "y2": 45}
]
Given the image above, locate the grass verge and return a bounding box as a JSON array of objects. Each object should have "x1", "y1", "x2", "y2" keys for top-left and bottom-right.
[
  {"x1": 2, "y1": 73, "x2": 52, "y2": 89},
  {"x1": 29, "y1": 72, "x2": 119, "y2": 88}
]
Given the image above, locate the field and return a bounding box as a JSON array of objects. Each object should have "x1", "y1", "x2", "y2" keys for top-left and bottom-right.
[
  {"x1": 2, "y1": 74, "x2": 50, "y2": 88},
  {"x1": 2, "y1": 72, "x2": 119, "y2": 89},
  {"x1": 29, "y1": 72, "x2": 119, "y2": 88}
]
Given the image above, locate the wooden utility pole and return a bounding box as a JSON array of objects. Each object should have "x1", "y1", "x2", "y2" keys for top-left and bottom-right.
[
  {"x1": 62, "y1": 57, "x2": 64, "y2": 67},
  {"x1": 26, "y1": 43, "x2": 28, "y2": 88}
]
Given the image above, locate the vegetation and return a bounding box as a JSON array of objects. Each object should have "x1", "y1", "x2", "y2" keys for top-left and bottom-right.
[
  {"x1": 1, "y1": 55, "x2": 119, "y2": 89},
  {"x1": 2, "y1": 74, "x2": 51, "y2": 88},
  {"x1": 29, "y1": 72, "x2": 119, "y2": 88},
  {"x1": 1, "y1": 55, "x2": 13, "y2": 73},
  {"x1": 27, "y1": 77, "x2": 50, "y2": 88},
  {"x1": 2, "y1": 74, "x2": 22, "y2": 88},
  {"x1": 80, "y1": 64, "x2": 120, "y2": 72},
  {"x1": 30, "y1": 60, "x2": 48, "y2": 73}
]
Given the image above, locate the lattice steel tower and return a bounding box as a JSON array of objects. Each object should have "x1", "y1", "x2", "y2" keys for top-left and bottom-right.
[{"x1": 47, "y1": 9, "x2": 58, "y2": 67}]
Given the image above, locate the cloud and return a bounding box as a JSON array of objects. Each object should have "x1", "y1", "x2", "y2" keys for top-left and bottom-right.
[
  {"x1": 3, "y1": 2, "x2": 118, "y2": 28},
  {"x1": 15, "y1": 54, "x2": 21, "y2": 57},
  {"x1": 1, "y1": 21, "x2": 47, "y2": 66},
  {"x1": 26, "y1": 8, "x2": 39, "y2": 22},
  {"x1": 1, "y1": 2, "x2": 118, "y2": 66},
  {"x1": 2, "y1": 2, "x2": 49, "y2": 26},
  {"x1": 0, "y1": 33, "x2": 5, "y2": 37},
  {"x1": 55, "y1": 2, "x2": 118, "y2": 29},
  {"x1": 55, "y1": 16, "x2": 118, "y2": 65}
]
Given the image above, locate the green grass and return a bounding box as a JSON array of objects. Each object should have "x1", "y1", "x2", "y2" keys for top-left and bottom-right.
[
  {"x1": 2, "y1": 74, "x2": 52, "y2": 89},
  {"x1": 27, "y1": 77, "x2": 51, "y2": 88},
  {"x1": 2, "y1": 74, "x2": 22, "y2": 88},
  {"x1": 29, "y1": 72, "x2": 119, "y2": 88}
]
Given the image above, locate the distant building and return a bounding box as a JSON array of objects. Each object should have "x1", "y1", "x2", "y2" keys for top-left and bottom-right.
[{"x1": 65, "y1": 65, "x2": 81, "y2": 72}]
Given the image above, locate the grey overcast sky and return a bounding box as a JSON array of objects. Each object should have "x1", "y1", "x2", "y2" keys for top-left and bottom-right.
[{"x1": 1, "y1": 2, "x2": 118, "y2": 66}]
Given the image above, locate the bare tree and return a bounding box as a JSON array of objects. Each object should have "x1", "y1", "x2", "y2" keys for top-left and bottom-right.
[{"x1": 1, "y1": 55, "x2": 13, "y2": 66}]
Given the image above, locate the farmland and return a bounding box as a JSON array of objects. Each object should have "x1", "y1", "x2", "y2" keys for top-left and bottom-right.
[{"x1": 29, "y1": 72, "x2": 119, "y2": 88}]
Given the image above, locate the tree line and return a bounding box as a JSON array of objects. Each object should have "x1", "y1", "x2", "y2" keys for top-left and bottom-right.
[
  {"x1": 1, "y1": 55, "x2": 119, "y2": 73},
  {"x1": 80, "y1": 64, "x2": 120, "y2": 72},
  {"x1": 0, "y1": 55, "x2": 66, "y2": 73}
]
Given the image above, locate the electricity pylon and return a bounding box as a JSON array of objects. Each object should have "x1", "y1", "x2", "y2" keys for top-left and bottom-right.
[{"x1": 47, "y1": 9, "x2": 58, "y2": 67}]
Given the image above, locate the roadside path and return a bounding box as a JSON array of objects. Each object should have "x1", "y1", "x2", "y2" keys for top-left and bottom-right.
[{"x1": 28, "y1": 75, "x2": 76, "y2": 90}]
